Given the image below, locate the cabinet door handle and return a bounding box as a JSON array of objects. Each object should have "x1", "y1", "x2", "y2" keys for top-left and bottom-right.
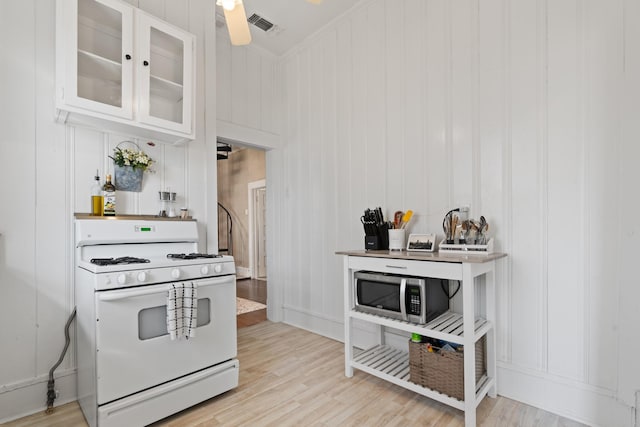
[
  {"x1": 143, "y1": 60, "x2": 149, "y2": 66},
  {"x1": 385, "y1": 265, "x2": 407, "y2": 269},
  {"x1": 125, "y1": 54, "x2": 131, "y2": 60}
]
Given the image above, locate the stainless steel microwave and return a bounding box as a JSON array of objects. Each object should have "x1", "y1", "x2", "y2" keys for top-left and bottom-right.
[{"x1": 353, "y1": 271, "x2": 449, "y2": 324}]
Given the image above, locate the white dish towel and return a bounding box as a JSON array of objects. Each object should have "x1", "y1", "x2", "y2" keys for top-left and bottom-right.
[
  {"x1": 166, "y1": 282, "x2": 198, "y2": 340},
  {"x1": 183, "y1": 282, "x2": 198, "y2": 339}
]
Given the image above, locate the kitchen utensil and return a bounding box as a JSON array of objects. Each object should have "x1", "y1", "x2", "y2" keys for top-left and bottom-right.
[
  {"x1": 478, "y1": 216, "x2": 489, "y2": 244},
  {"x1": 480, "y1": 216, "x2": 488, "y2": 232},
  {"x1": 393, "y1": 211, "x2": 404, "y2": 229},
  {"x1": 460, "y1": 220, "x2": 470, "y2": 243},
  {"x1": 451, "y1": 215, "x2": 459, "y2": 242},
  {"x1": 400, "y1": 210, "x2": 413, "y2": 229}
]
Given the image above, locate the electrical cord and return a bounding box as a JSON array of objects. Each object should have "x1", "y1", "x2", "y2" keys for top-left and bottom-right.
[
  {"x1": 440, "y1": 279, "x2": 461, "y2": 300},
  {"x1": 45, "y1": 306, "x2": 76, "y2": 414}
]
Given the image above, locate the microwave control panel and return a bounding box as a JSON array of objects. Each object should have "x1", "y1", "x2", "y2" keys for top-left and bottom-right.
[{"x1": 408, "y1": 286, "x2": 421, "y2": 315}]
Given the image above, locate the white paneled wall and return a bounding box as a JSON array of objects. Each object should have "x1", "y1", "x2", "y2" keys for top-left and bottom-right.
[
  {"x1": 0, "y1": 0, "x2": 216, "y2": 422},
  {"x1": 269, "y1": 0, "x2": 638, "y2": 424},
  {"x1": 71, "y1": 129, "x2": 191, "y2": 215},
  {"x1": 216, "y1": 30, "x2": 279, "y2": 147}
]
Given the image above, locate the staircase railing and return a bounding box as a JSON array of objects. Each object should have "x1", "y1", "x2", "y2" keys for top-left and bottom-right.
[{"x1": 218, "y1": 202, "x2": 233, "y2": 256}]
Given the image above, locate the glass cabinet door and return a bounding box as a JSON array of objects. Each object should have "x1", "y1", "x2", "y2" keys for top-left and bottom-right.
[
  {"x1": 136, "y1": 13, "x2": 194, "y2": 134},
  {"x1": 68, "y1": 0, "x2": 134, "y2": 118}
]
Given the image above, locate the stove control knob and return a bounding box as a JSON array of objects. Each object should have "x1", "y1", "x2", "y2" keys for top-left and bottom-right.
[
  {"x1": 137, "y1": 271, "x2": 147, "y2": 283},
  {"x1": 117, "y1": 274, "x2": 127, "y2": 285},
  {"x1": 171, "y1": 268, "x2": 181, "y2": 279},
  {"x1": 214, "y1": 264, "x2": 223, "y2": 274},
  {"x1": 200, "y1": 265, "x2": 209, "y2": 275}
]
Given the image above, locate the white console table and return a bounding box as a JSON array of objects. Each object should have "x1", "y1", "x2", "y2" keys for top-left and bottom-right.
[{"x1": 337, "y1": 250, "x2": 506, "y2": 427}]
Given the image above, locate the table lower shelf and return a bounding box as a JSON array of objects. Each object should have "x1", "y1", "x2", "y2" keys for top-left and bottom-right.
[
  {"x1": 350, "y1": 344, "x2": 494, "y2": 411},
  {"x1": 349, "y1": 310, "x2": 491, "y2": 345}
]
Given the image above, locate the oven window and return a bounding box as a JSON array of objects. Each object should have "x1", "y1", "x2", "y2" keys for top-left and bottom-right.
[{"x1": 138, "y1": 298, "x2": 211, "y2": 340}]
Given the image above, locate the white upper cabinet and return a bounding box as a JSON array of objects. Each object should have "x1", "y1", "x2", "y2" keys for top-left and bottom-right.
[
  {"x1": 136, "y1": 13, "x2": 194, "y2": 135},
  {"x1": 56, "y1": 0, "x2": 195, "y2": 143}
]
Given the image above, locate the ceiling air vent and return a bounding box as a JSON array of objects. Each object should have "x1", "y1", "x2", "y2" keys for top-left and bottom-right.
[{"x1": 247, "y1": 13, "x2": 275, "y2": 32}]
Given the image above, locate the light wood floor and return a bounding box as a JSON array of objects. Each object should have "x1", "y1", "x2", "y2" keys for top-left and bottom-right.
[
  {"x1": 5, "y1": 321, "x2": 585, "y2": 427},
  {"x1": 236, "y1": 278, "x2": 267, "y2": 328}
]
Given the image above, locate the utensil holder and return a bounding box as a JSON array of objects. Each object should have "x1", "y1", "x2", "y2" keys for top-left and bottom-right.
[
  {"x1": 388, "y1": 229, "x2": 405, "y2": 251},
  {"x1": 438, "y1": 238, "x2": 494, "y2": 255}
]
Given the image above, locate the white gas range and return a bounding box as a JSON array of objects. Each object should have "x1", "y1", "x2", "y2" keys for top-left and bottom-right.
[{"x1": 75, "y1": 218, "x2": 239, "y2": 427}]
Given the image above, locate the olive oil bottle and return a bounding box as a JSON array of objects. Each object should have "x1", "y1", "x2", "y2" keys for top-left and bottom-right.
[
  {"x1": 91, "y1": 171, "x2": 103, "y2": 216},
  {"x1": 103, "y1": 174, "x2": 116, "y2": 216}
]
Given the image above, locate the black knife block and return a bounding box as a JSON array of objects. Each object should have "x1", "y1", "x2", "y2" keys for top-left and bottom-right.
[{"x1": 364, "y1": 223, "x2": 389, "y2": 250}]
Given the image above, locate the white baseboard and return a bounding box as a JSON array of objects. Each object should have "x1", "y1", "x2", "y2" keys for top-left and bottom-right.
[
  {"x1": 0, "y1": 369, "x2": 77, "y2": 424},
  {"x1": 497, "y1": 362, "x2": 633, "y2": 427},
  {"x1": 282, "y1": 305, "x2": 343, "y2": 342}
]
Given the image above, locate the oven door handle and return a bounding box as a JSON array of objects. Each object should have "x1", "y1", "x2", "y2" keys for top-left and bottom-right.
[
  {"x1": 399, "y1": 278, "x2": 407, "y2": 321},
  {"x1": 98, "y1": 276, "x2": 234, "y2": 302}
]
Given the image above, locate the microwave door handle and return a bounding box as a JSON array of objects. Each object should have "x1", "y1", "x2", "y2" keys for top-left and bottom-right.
[{"x1": 400, "y1": 278, "x2": 407, "y2": 321}]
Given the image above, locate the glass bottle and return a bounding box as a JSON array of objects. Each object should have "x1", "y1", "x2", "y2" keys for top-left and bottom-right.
[
  {"x1": 103, "y1": 174, "x2": 116, "y2": 216},
  {"x1": 91, "y1": 171, "x2": 104, "y2": 216}
]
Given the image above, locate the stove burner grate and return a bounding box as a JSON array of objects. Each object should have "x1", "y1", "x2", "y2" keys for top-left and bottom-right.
[
  {"x1": 90, "y1": 257, "x2": 151, "y2": 266},
  {"x1": 167, "y1": 253, "x2": 223, "y2": 260}
]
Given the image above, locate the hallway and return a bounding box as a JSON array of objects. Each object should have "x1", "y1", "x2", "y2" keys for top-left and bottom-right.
[{"x1": 236, "y1": 278, "x2": 266, "y2": 328}]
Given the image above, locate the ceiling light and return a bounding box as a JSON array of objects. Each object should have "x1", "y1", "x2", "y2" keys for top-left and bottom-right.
[{"x1": 216, "y1": 0, "x2": 237, "y2": 12}]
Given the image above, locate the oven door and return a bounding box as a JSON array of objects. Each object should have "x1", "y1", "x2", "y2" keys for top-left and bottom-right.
[{"x1": 94, "y1": 275, "x2": 236, "y2": 405}]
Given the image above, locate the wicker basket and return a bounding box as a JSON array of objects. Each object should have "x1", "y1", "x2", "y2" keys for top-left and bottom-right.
[{"x1": 408, "y1": 336, "x2": 486, "y2": 400}]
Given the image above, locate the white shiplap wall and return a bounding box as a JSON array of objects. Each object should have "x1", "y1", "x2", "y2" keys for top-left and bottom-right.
[
  {"x1": 0, "y1": 0, "x2": 217, "y2": 421},
  {"x1": 269, "y1": 0, "x2": 639, "y2": 425},
  {"x1": 216, "y1": 29, "x2": 280, "y2": 149}
]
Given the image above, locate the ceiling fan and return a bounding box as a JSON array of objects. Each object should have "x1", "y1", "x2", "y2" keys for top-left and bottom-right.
[{"x1": 216, "y1": 0, "x2": 322, "y2": 46}]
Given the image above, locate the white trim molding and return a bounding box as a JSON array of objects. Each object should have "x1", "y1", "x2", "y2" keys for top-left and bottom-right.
[
  {"x1": 497, "y1": 362, "x2": 633, "y2": 427},
  {"x1": 217, "y1": 120, "x2": 280, "y2": 150},
  {"x1": 247, "y1": 179, "x2": 266, "y2": 280}
]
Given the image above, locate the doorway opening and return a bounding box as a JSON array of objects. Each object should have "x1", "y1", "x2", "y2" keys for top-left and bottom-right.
[{"x1": 216, "y1": 141, "x2": 267, "y2": 328}]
